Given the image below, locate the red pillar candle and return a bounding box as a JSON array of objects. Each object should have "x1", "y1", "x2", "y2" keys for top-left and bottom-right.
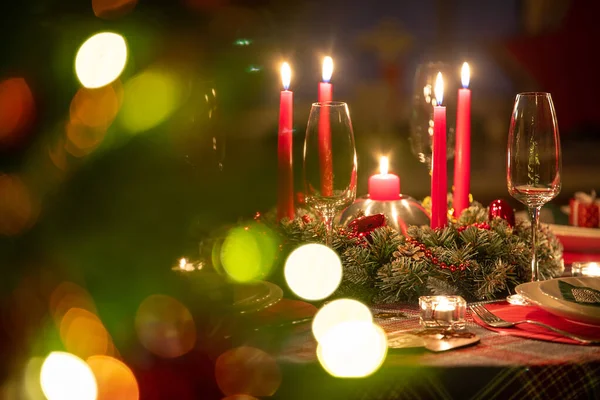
[
  {"x1": 277, "y1": 62, "x2": 294, "y2": 221},
  {"x1": 318, "y1": 56, "x2": 334, "y2": 196},
  {"x1": 431, "y1": 72, "x2": 448, "y2": 229},
  {"x1": 368, "y1": 156, "x2": 400, "y2": 201},
  {"x1": 453, "y1": 62, "x2": 471, "y2": 217}
]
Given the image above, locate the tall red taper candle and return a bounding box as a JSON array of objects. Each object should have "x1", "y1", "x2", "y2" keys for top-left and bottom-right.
[
  {"x1": 277, "y1": 62, "x2": 294, "y2": 221},
  {"x1": 318, "y1": 56, "x2": 334, "y2": 196},
  {"x1": 453, "y1": 62, "x2": 471, "y2": 217},
  {"x1": 431, "y1": 72, "x2": 447, "y2": 229}
]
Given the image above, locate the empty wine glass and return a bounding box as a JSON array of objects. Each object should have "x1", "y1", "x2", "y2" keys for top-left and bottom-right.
[
  {"x1": 409, "y1": 61, "x2": 457, "y2": 170},
  {"x1": 303, "y1": 102, "x2": 357, "y2": 245},
  {"x1": 507, "y1": 92, "x2": 562, "y2": 284}
]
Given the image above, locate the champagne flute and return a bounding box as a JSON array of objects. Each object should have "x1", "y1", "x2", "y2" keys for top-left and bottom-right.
[
  {"x1": 303, "y1": 102, "x2": 357, "y2": 245},
  {"x1": 507, "y1": 92, "x2": 562, "y2": 286}
]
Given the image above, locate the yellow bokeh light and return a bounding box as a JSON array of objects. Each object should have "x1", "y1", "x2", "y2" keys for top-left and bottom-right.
[
  {"x1": 59, "y1": 308, "x2": 112, "y2": 359},
  {"x1": 219, "y1": 224, "x2": 278, "y2": 283},
  {"x1": 135, "y1": 294, "x2": 196, "y2": 358},
  {"x1": 87, "y1": 355, "x2": 139, "y2": 400},
  {"x1": 284, "y1": 244, "x2": 342, "y2": 301},
  {"x1": 76, "y1": 32, "x2": 128, "y2": 89},
  {"x1": 317, "y1": 321, "x2": 387, "y2": 378},
  {"x1": 119, "y1": 69, "x2": 181, "y2": 133},
  {"x1": 312, "y1": 298, "x2": 372, "y2": 343},
  {"x1": 21, "y1": 357, "x2": 45, "y2": 400},
  {"x1": 40, "y1": 352, "x2": 98, "y2": 400}
]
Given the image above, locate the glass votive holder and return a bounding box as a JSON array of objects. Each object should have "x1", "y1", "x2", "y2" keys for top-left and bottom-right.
[
  {"x1": 571, "y1": 262, "x2": 600, "y2": 277},
  {"x1": 419, "y1": 295, "x2": 467, "y2": 330}
]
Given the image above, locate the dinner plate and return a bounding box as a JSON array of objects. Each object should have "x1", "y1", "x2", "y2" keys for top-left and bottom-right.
[
  {"x1": 538, "y1": 277, "x2": 600, "y2": 319},
  {"x1": 515, "y1": 280, "x2": 600, "y2": 325},
  {"x1": 548, "y1": 224, "x2": 600, "y2": 253},
  {"x1": 231, "y1": 281, "x2": 283, "y2": 314}
]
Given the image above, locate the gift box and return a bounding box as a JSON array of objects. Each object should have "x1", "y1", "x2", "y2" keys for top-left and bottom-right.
[{"x1": 569, "y1": 192, "x2": 600, "y2": 228}]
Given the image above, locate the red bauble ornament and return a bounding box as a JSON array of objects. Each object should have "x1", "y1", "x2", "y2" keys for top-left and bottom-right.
[
  {"x1": 488, "y1": 199, "x2": 515, "y2": 227},
  {"x1": 347, "y1": 214, "x2": 386, "y2": 239}
]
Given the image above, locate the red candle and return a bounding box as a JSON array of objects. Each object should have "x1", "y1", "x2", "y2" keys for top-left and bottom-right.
[
  {"x1": 431, "y1": 72, "x2": 447, "y2": 229},
  {"x1": 277, "y1": 62, "x2": 294, "y2": 221},
  {"x1": 318, "y1": 56, "x2": 333, "y2": 196},
  {"x1": 368, "y1": 156, "x2": 400, "y2": 201},
  {"x1": 453, "y1": 62, "x2": 471, "y2": 217}
]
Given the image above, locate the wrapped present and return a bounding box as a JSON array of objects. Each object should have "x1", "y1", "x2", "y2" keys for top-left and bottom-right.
[{"x1": 569, "y1": 191, "x2": 600, "y2": 228}]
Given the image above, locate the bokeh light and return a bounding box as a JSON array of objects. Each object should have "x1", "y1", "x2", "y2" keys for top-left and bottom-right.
[
  {"x1": 50, "y1": 281, "x2": 98, "y2": 324},
  {"x1": 0, "y1": 173, "x2": 39, "y2": 236},
  {"x1": 135, "y1": 294, "x2": 196, "y2": 358},
  {"x1": 21, "y1": 357, "x2": 45, "y2": 400},
  {"x1": 40, "y1": 352, "x2": 98, "y2": 400},
  {"x1": 312, "y1": 299, "x2": 372, "y2": 343},
  {"x1": 59, "y1": 308, "x2": 112, "y2": 359},
  {"x1": 65, "y1": 122, "x2": 108, "y2": 157},
  {"x1": 219, "y1": 223, "x2": 279, "y2": 283},
  {"x1": 92, "y1": 0, "x2": 138, "y2": 19},
  {"x1": 215, "y1": 346, "x2": 281, "y2": 397},
  {"x1": 222, "y1": 396, "x2": 259, "y2": 400},
  {"x1": 0, "y1": 77, "x2": 35, "y2": 146},
  {"x1": 119, "y1": 69, "x2": 181, "y2": 133},
  {"x1": 87, "y1": 355, "x2": 139, "y2": 400},
  {"x1": 76, "y1": 32, "x2": 128, "y2": 89},
  {"x1": 70, "y1": 82, "x2": 123, "y2": 129},
  {"x1": 317, "y1": 321, "x2": 387, "y2": 378},
  {"x1": 284, "y1": 244, "x2": 342, "y2": 300}
]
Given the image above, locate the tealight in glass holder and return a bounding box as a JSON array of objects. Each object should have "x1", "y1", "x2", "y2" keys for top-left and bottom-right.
[
  {"x1": 419, "y1": 295, "x2": 466, "y2": 330},
  {"x1": 571, "y1": 262, "x2": 600, "y2": 277}
]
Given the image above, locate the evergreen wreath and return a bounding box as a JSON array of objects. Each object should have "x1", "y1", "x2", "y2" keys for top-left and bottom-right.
[{"x1": 273, "y1": 202, "x2": 563, "y2": 303}]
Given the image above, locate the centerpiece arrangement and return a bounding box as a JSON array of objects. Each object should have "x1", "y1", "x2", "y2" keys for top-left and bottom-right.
[{"x1": 232, "y1": 58, "x2": 564, "y2": 303}]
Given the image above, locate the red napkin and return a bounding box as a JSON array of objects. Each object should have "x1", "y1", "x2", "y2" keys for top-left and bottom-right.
[{"x1": 471, "y1": 302, "x2": 600, "y2": 345}]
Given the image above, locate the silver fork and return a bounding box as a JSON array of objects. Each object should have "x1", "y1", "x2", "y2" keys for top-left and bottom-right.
[{"x1": 470, "y1": 304, "x2": 600, "y2": 345}]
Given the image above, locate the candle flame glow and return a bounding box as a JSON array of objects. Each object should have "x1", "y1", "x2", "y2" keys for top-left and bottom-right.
[
  {"x1": 434, "y1": 72, "x2": 444, "y2": 105},
  {"x1": 379, "y1": 156, "x2": 389, "y2": 175},
  {"x1": 461, "y1": 62, "x2": 470, "y2": 88},
  {"x1": 281, "y1": 62, "x2": 291, "y2": 90},
  {"x1": 179, "y1": 258, "x2": 187, "y2": 269},
  {"x1": 322, "y1": 56, "x2": 333, "y2": 82}
]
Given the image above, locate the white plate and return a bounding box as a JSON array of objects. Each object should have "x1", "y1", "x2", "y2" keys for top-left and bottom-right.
[
  {"x1": 515, "y1": 279, "x2": 600, "y2": 325},
  {"x1": 539, "y1": 277, "x2": 600, "y2": 319}
]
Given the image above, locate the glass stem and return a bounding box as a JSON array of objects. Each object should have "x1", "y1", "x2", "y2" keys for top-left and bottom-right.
[
  {"x1": 322, "y1": 211, "x2": 335, "y2": 247},
  {"x1": 528, "y1": 206, "x2": 542, "y2": 282}
]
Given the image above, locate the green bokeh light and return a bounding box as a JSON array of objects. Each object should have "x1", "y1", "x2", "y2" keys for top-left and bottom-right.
[
  {"x1": 119, "y1": 69, "x2": 181, "y2": 133},
  {"x1": 219, "y1": 223, "x2": 279, "y2": 283}
]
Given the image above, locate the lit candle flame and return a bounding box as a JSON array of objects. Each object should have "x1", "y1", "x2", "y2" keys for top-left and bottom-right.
[
  {"x1": 434, "y1": 72, "x2": 444, "y2": 106},
  {"x1": 322, "y1": 56, "x2": 333, "y2": 83},
  {"x1": 379, "y1": 156, "x2": 389, "y2": 175},
  {"x1": 461, "y1": 62, "x2": 470, "y2": 88},
  {"x1": 281, "y1": 62, "x2": 291, "y2": 90},
  {"x1": 179, "y1": 258, "x2": 187, "y2": 270}
]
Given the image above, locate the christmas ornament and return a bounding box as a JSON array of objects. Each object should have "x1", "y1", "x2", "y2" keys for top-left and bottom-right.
[
  {"x1": 488, "y1": 199, "x2": 515, "y2": 227},
  {"x1": 348, "y1": 213, "x2": 386, "y2": 240},
  {"x1": 339, "y1": 194, "x2": 430, "y2": 236}
]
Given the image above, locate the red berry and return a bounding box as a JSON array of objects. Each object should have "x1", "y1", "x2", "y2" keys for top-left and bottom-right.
[
  {"x1": 432, "y1": 257, "x2": 439, "y2": 264},
  {"x1": 425, "y1": 250, "x2": 432, "y2": 257},
  {"x1": 450, "y1": 266, "x2": 457, "y2": 272},
  {"x1": 440, "y1": 262, "x2": 447, "y2": 269}
]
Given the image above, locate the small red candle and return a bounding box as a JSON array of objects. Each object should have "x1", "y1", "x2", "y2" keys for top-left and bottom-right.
[
  {"x1": 453, "y1": 62, "x2": 471, "y2": 217},
  {"x1": 431, "y1": 72, "x2": 447, "y2": 229},
  {"x1": 277, "y1": 62, "x2": 294, "y2": 221},
  {"x1": 369, "y1": 156, "x2": 400, "y2": 201},
  {"x1": 318, "y1": 56, "x2": 334, "y2": 196}
]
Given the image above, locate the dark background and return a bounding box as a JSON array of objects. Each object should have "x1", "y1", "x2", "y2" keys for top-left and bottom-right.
[{"x1": 1, "y1": 0, "x2": 599, "y2": 398}]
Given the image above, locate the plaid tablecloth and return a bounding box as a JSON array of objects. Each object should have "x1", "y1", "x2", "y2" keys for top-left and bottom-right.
[{"x1": 274, "y1": 303, "x2": 600, "y2": 400}]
